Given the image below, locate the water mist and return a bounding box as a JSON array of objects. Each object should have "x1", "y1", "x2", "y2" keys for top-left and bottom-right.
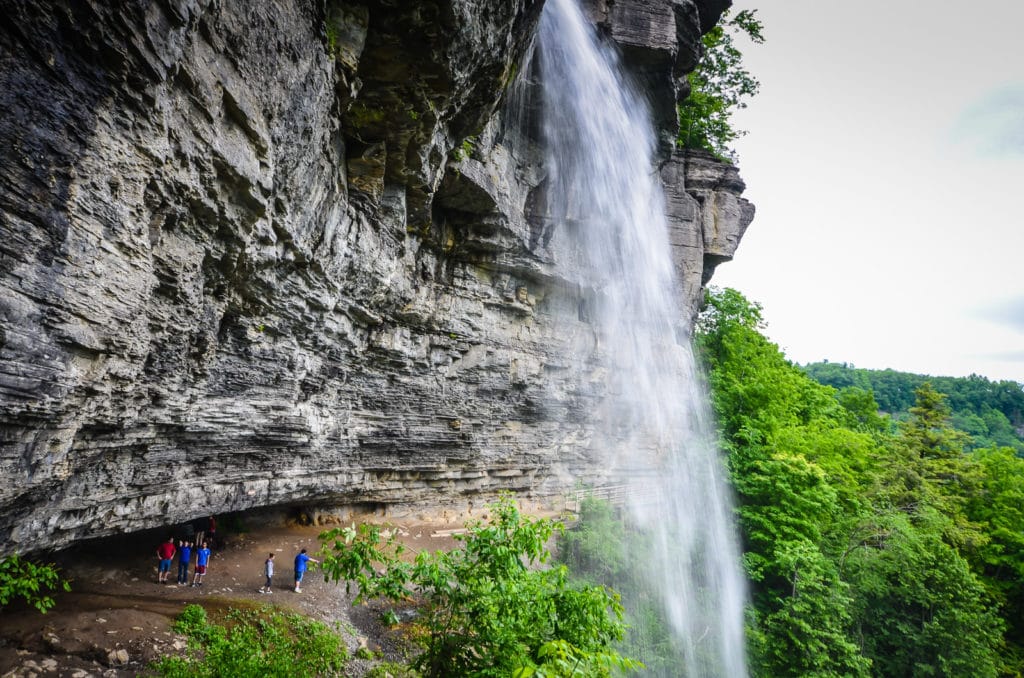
[{"x1": 537, "y1": 0, "x2": 748, "y2": 675}]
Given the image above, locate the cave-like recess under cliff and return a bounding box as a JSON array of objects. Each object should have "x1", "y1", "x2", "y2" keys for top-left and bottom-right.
[{"x1": 0, "y1": 0, "x2": 753, "y2": 554}]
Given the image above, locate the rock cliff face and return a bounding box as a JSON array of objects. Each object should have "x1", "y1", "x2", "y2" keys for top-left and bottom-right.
[{"x1": 0, "y1": 0, "x2": 753, "y2": 553}]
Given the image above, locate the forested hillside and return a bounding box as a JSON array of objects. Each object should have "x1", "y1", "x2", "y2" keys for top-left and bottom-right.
[
  {"x1": 803, "y1": 361, "x2": 1024, "y2": 454},
  {"x1": 695, "y1": 288, "x2": 1024, "y2": 676}
]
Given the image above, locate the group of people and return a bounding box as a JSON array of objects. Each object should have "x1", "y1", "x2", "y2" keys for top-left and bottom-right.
[
  {"x1": 155, "y1": 536, "x2": 211, "y2": 586},
  {"x1": 157, "y1": 535, "x2": 319, "y2": 595}
]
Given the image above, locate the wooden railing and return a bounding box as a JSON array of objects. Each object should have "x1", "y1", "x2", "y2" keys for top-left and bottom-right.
[{"x1": 565, "y1": 484, "x2": 663, "y2": 512}]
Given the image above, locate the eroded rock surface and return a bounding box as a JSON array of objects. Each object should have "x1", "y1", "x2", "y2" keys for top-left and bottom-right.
[{"x1": 0, "y1": 0, "x2": 752, "y2": 553}]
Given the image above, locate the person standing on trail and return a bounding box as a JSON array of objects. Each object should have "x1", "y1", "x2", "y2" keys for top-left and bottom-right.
[
  {"x1": 156, "y1": 536, "x2": 176, "y2": 584},
  {"x1": 192, "y1": 541, "x2": 211, "y2": 587},
  {"x1": 260, "y1": 553, "x2": 275, "y2": 594},
  {"x1": 293, "y1": 548, "x2": 319, "y2": 593},
  {"x1": 177, "y1": 540, "x2": 192, "y2": 585}
]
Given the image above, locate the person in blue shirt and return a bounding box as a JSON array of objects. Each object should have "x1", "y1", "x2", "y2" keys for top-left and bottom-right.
[
  {"x1": 293, "y1": 548, "x2": 319, "y2": 593},
  {"x1": 191, "y1": 542, "x2": 211, "y2": 587},
  {"x1": 176, "y1": 540, "x2": 192, "y2": 585}
]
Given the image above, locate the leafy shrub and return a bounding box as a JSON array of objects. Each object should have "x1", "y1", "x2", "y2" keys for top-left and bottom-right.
[
  {"x1": 380, "y1": 608, "x2": 401, "y2": 627},
  {"x1": 0, "y1": 553, "x2": 70, "y2": 614},
  {"x1": 173, "y1": 602, "x2": 208, "y2": 632},
  {"x1": 153, "y1": 604, "x2": 348, "y2": 677},
  {"x1": 319, "y1": 495, "x2": 641, "y2": 678},
  {"x1": 364, "y1": 662, "x2": 421, "y2": 678}
]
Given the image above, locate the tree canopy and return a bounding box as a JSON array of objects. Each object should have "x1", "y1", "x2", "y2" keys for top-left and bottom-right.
[
  {"x1": 694, "y1": 287, "x2": 1024, "y2": 676},
  {"x1": 803, "y1": 361, "x2": 1024, "y2": 454},
  {"x1": 677, "y1": 10, "x2": 764, "y2": 160}
]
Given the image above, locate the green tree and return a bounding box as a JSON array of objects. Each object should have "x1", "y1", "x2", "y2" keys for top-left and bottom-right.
[
  {"x1": 978, "y1": 406, "x2": 1020, "y2": 449},
  {"x1": 844, "y1": 511, "x2": 1003, "y2": 678},
  {"x1": 882, "y1": 383, "x2": 985, "y2": 551},
  {"x1": 697, "y1": 288, "x2": 875, "y2": 675},
  {"x1": 698, "y1": 288, "x2": 1008, "y2": 677},
  {"x1": 318, "y1": 496, "x2": 641, "y2": 678},
  {"x1": 836, "y1": 386, "x2": 891, "y2": 434},
  {"x1": 968, "y1": 447, "x2": 1024, "y2": 673},
  {"x1": 901, "y1": 383, "x2": 973, "y2": 462},
  {"x1": 754, "y1": 541, "x2": 869, "y2": 678},
  {"x1": 802, "y1": 363, "x2": 1024, "y2": 454},
  {"x1": 678, "y1": 9, "x2": 764, "y2": 160}
]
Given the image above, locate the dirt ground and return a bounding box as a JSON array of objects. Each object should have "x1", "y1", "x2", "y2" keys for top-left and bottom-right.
[{"x1": 0, "y1": 515, "x2": 472, "y2": 677}]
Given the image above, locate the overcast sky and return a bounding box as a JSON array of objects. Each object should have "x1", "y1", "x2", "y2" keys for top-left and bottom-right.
[{"x1": 711, "y1": 0, "x2": 1024, "y2": 383}]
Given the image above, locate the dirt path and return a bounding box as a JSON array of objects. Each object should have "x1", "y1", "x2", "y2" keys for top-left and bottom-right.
[{"x1": 0, "y1": 518, "x2": 464, "y2": 677}]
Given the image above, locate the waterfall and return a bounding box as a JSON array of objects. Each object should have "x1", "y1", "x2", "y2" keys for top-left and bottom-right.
[{"x1": 537, "y1": 0, "x2": 748, "y2": 675}]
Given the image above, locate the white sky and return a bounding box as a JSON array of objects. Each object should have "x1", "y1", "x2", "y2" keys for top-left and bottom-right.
[{"x1": 711, "y1": 0, "x2": 1024, "y2": 383}]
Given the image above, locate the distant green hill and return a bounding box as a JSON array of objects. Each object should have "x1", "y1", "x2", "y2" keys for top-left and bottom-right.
[{"x1": 802, "y1": 362, "x2": 1024, "y2": 454}]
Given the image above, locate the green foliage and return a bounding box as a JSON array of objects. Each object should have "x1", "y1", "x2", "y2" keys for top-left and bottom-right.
[
  {"x1": 695, "y1": 286, "x2": 765, "y2": 337},
  {"x1": 696, "y1": 287, "x2": 1010, "y2": 677},
  {"x1": 319, "y1": 496, "x2": 641, "y2": 678},
  {"x1": 173, "y1": 602, "x2": 210, "y2": 635},
  {"x1": 558, "y1": 498, "x2": 630, "y2": 586},
  {"x1": 557, "y1": 498, "x2": 685, "y2": 675},
  {"x1": 967, "y1": 447, "x2": 1024, "y2": 669},
  {"x1": 452, "y1": 136, "x2": 477, "y2": 162},
  {"x1": 753, "y1": 541, "x2": 869, "y2": 678},
  {"x1": 0, "y1": 554, "x2": 70, "y2": 614},
  {"x1": 844, "y1": 510, "x2": 1003, "y2": 678},
  {"x1": 678, "y1": 9, "x2": 764, "y2": 160},
  {"x1": 347, "y1": 102, "x2": 387, "y2": 128},
  {"x1": 904, "y1": 383, "x2": 978, "y2": 457},
  {"x1": 323, "y1": 3, "x2": 347, "y2": 61},
  {"x1": 325, "y1": 20, "x2": 339, "y2": 57},
  {"x1": 317, "y1": 521, "x2": 412, "y2": 604},
  {"x1": 803, "y1": 362, "x2": 1024, "y2": 454},
  {"x1": 969, "y1": 448, "x2": 1024, "y2": 583},
  {"x1": 835, "y1": 386, "x2": 892, "y2": 434},
  {"x1": 153, "y1": 603, "x2": 349, "y2": 677},
  {"x1": 513, "y1": 638, "x2": 642, "y2": 678},
  {"x1": 365, "y1": 663, "x2": 421, "y2": 678},
  {"x1": 883, "y1": 384, "x2": 985, "y2": 547}
]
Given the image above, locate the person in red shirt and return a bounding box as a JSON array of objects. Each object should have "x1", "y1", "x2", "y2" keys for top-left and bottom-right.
[{"x1": 156, "y1": 536, "x2": 176, "y2": 584}]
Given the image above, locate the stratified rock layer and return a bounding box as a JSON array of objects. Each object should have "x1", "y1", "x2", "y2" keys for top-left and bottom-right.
[{"x1": 0, "y1": 0, "x2": 752, "y2": 552}]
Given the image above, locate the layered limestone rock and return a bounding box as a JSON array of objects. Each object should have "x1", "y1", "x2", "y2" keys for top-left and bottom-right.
[
  {"x1": 662, "y1": 149, "x2": 756, "y2": 319},
  {"x1": 0, "y1": 0, "x2": 752, "y2": 553}
]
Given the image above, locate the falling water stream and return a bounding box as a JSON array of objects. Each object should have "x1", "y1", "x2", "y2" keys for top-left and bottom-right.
[{"x1": 537, "y1": 0, "x2": 748, "y2": 675}]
